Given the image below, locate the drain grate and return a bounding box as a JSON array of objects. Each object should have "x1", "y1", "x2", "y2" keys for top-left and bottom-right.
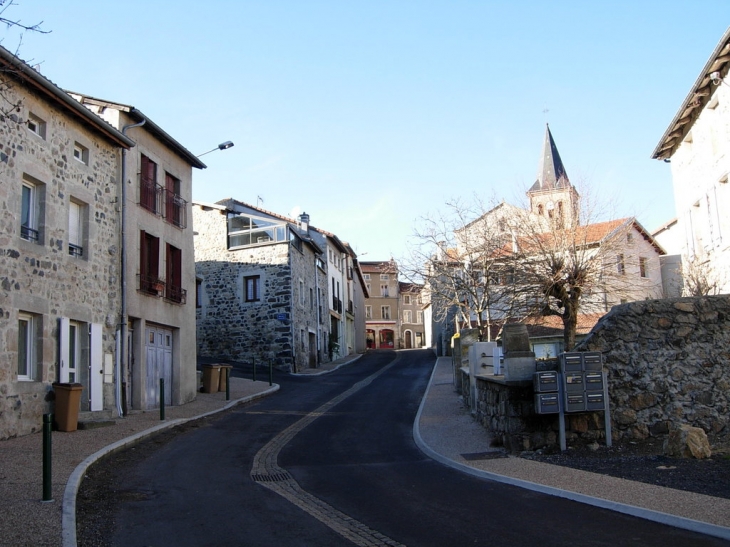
[
  {"x1": 461, "y1": 451, "x2": 508, "y2": 461},
  {"x1": 251, "y1": 472, "x2": 293, "y2": 483}
]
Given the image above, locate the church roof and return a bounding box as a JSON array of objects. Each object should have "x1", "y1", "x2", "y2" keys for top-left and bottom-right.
[{"x1": 529, "y1": 124, "x2": 570, "y2": 192}]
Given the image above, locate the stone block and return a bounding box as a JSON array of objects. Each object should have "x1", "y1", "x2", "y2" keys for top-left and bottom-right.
[
  {"x1": 663, "y1": 424, "x2": 712, "y2": 459},
  {"x1": 503, "y1": 356, "x2": 535, "y2": 382}
]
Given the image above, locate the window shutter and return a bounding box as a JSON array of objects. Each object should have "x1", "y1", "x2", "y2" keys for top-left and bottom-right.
[{"x1": 59, "y1": 317, "x2": 70, "y2": 383}]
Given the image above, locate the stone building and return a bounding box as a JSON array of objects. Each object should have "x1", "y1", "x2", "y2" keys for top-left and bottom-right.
[
  {"x1": 0, "y1": 47, "x2": 136, "y2": 439},
  {"x1": 310, "y1": 229, "x2": 369, "y2": 357},
  {"x1": 70, "y1": 93, "x2": 205, "y2": 412},
  {"x1": 652, "y1": 27, "x2": 730, "y2": 295},
  {"x1": 398, "y1": 282, "x2": 425, "y2": 349},
  {"x1": 362, "y1": 260, "x2": 400, "y2": 349},
  {"x1": 193, "y1": 200, "x2": 327, "y2": 372}
]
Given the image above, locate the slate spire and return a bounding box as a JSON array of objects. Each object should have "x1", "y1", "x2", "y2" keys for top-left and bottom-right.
[{"x1": 530, "y1": 124, "x2": 569, "y2": 191}]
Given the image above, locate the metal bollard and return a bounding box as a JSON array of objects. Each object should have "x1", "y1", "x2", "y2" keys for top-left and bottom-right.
[
  {"x1": 160, "y1": 378, "x2": 165, "y2": 421},
  {"x1": 42, "y1": 413, "x2": 53, "y2": 502},
  {"x1": 269, "y1": 361, "x2": 273, "y2": 386},
  {"x1": 252, "y1": 356, "x2": 257, "y2": 382},
  {"x1": 225, "y1": 367, "x2": 230, "y2": 401}
]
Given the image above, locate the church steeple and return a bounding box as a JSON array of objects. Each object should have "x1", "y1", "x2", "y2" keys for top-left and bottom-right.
[
  {"x1": 527, "y1": 125, "x2": 580, "y2": 226},
  {"x1": 530, "y1": 124, "x2": 570, "y2": 191}
]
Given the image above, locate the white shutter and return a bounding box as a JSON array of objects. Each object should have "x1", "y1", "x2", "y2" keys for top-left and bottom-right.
[
  {"x1": 59, "y1": 317, "x2": 70, "y2": 383},
  {"x1": 90, "y1": 323, "x2": 103, "y2": 411},
  {"x1": 69, "y1": 201, "x2": 81, "y2": 246}
]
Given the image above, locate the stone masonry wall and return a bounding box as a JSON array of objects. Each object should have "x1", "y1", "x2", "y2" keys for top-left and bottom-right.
[
  {"x1": 0, "y1": 81, "x2": 122, "y2": 439},
  {"x1": 576, "y1": 296, "x2": 730, "y2": 444}
]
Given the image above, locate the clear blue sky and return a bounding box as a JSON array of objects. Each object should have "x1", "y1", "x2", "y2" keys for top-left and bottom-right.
[{"x1": 7, "y1": 1, "x2": 729, "y2": 261}]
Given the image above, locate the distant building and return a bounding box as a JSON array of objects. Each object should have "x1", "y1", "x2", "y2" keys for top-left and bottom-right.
[
  {"x1": 361, "y1": 260, "x2": 400, "y2": 349},
  {"x1": 652, "y1": 27, "x2": 730, "y2": 295},
  {"x1": 399, "y1": 282, "x2": 425, "y2": 348},
  {"x1": 193, "y1": 200, "x2": 327, "y2": 372}
]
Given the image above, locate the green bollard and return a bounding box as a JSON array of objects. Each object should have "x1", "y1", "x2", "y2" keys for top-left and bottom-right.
[
  {"x1": 269, "y1": 361, "x2": 273, "y2": 386},
  {"x1": 225, "y1": 367, "x2": 230, "y2": 401},
  {"x1": 42, "y1": 413, "x2": 53, "y2": 502},
  {"x1": 160, "y1": 378, "x2": 165, "y2": 421},
  {"x1": 252, "y1": 357, "x2": 257, "y2": 382}
]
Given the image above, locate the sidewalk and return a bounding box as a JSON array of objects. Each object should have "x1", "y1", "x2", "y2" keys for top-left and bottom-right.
[
  {"x1": 0, "y1": 376, "x2": 278, "y2": 547},
  {"x1": 1, "y1": 352, "x2": 729, "y2": 547},
  {"x1": 415, "y1": 356, "x2": 730, "y2": 541}
]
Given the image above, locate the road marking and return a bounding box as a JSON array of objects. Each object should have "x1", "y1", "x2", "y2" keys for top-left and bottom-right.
[{"x1": 251, "y1": 355, "x2": 407, "y2": 547}]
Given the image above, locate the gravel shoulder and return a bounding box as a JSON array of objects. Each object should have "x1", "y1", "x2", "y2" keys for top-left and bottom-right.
[{"x1": 521, "y1": 438, "x2": 730, "y2": 500}]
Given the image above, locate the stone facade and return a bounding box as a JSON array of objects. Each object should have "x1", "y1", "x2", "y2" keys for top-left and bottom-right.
[
  {"x1": 0, "y1": 55, "x2": 133, "y2": 438},
  {"x1": 194, "y1": 201, "x2": 327, "y2": 372}
]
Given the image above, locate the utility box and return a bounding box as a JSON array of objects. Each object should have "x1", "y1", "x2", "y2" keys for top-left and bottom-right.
[
  {"x1": 535, "y1": 392, "x2": 561, "y2": 414},
  {"x1": 533, "y1": 371, "x2": 559, "y2": 393}
]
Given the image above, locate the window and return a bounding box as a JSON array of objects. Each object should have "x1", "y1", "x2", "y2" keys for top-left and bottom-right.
[
  {"x1": 403, "y1": 310, "x2": 412, "y2": 323},
  {"x1": 227, "y1": 212, "x2": 287, "y2": 248},
  {"x1": 639, "y1": 257, "x2": 648, "y2": 278},
  {"x1": 365, "y1": 305, "x2": 372, "y2": 319},
  {"x1": 403, "y1": 295, "x2": 411, "y2": 305},
  {"x1": 380, "y1": 284, "x2": 389, "y2": 297},
  {"x1": 381, "y1": 306, "x2": 391, "y2": 320},
  {"x1": 245, "y1": 275, "x2": 260, "y2": 302},
  {"x1": 17, "y1": 313, "x2": 36, "y2": 380},
  {"x1": 417, "y1": 311, "x2": 423, "y2": 324},
  {"x1": 165, "y1": 173, "x2": 186, "y2": 228},
  {"x1": 290, "y1": 230, "x2": 303, "y2": 252},
  {"x1": 27, "y1": 112, "x2": 46, "y2": 139},
  {"x1": 166, "y1": 244, "x2": 185, "y2": 303},
  {"x1": 380, "y1": 274, "x2": 389, "y2": 280},
  {"x1": 67, "y1": 321, "x2": 80, "y2": 384},
  {"x1": 363, "y1": 274, "x2": 371, "y2": 280},
  {"x1": 21, "y1": 178, "x2": 40, "y2": 242},
  {"x1": 616, "y1": 254, "x2": 625, "y2": 275},
  {"x1": 140, "y1": 231, "x2": 161, "y2": 294},
  {"x1": 299, "y1": 280, "x2": 305, "y2": 305},
  {"x1": 68, "y1": 200, "x2": 85, "y2": 258},
  {"x1": 366, "y1": 283, "x2": 371, "y2": 294},
  {"x1": 73, "y1": 142, "x2": 89, "y2": 165},
  {"x1": 196, "y1": 278, "x2": 203, "y2": 308},
  {"x1": 140, "y1": 154, "x2": 159, "y2": 213}
]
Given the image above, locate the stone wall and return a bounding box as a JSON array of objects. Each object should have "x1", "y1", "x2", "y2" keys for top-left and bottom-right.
[
  {"x1": 576, "y1": 296, "x2": 730, "y2": 444},
  {"x1": 0, "y1": 81, "x2": 122, "y2": 439}
]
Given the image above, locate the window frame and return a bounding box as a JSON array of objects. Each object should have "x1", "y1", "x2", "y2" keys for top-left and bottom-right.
[
  {"x1": 403, "y1": 310, "x2": 412, "y2": 323},
  {"x1": 381, "y1": 305, "x2": 391, "y2": 320},
  {"x1": 21, "y1": 179, "x2": 39, "y2": 242},
  {"x1": 245, "y1": 275, "x2": 261, "y2": 302},
  {"x1": 27, "y1": 112, "x2": 46, "y2": 139},
  {"x1": 73, "y1": 142, "x2": 89, "y2": 165},
  {"x1": 68, "y1": 199, "x2": 84, "y2": 258},
  {"x1": 639, "y1": 256, "x2": 648, "y2": 278},
  {"x1": 17, "y1": 313, "x2": 35, "y2": 381}
]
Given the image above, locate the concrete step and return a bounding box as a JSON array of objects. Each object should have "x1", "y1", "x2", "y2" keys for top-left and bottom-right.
[{"x1": 77, "y1": 409, "x2": 116, "y2": 430}]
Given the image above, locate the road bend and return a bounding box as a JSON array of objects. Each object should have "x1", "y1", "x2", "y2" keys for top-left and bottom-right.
[{"x1": 89, "y1": 349, "x2": 729, "y2": 547}]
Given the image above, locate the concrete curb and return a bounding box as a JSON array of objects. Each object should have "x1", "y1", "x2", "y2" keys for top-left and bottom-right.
[
  {"x1": 412, "y1": 360, "x2": 730, "y2": 542},
  {"x1": 62, "y1": 384, "x2": 280, "y2": 547},
  {"x1": 290, "y1": 354, "x2": 363, "y2": 376}
]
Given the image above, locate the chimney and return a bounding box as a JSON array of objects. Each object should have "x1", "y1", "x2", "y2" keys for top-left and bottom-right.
[{"x1": 298, "y1": 212, "x2": 310, "y2": 233}]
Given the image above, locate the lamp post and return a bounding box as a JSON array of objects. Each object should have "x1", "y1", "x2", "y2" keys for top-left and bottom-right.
[{"x1": 197, "y1": 141, "x2": 234, "y2": 157}]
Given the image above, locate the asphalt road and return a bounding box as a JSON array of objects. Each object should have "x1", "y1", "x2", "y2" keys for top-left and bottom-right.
[{"x1": 78, "y1": 350, "x2": 730, "y2": 547}]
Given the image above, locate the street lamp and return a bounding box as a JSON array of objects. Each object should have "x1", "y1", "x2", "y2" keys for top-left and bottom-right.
[{"x1": 197, "y1": 141, "x2": 234, "y2": 157}]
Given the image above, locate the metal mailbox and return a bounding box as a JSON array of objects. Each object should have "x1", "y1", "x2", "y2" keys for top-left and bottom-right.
[
  {"x1": 564, "y1": 392, "x2": 586, "y2": 412},
  {"x1": 535, "y1": 393, "x2": 561, "y2": 414},
  {"x1": 560, "y1": 353, "x2": 583, "y2": 372},
  {"x1": 584, "y1": 372, "x2": 604, "y2": 391},
  {"x1": 563, "y1": 372, "x2": 584, "y2": 393},
  {"x1": 586, "y1": 392, "x2": 606, "y2": 411},
  {"x1": 533, "y1": 371, "x2": 559, "y2": 393},
  {"x1": 583, "y1": 352, "x2": 602, "y2": 371}
]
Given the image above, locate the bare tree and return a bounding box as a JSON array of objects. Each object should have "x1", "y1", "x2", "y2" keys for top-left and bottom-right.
[
  {"x1": 504, "y1": 199, "x2": 663, "y2": 349},
  {"x1": 681, "y1": 251, "x2": 725, "y2": 296},
  {"x1": 402, "y1": 196, "x2": 520, "y2": 342},
  {"x1": 0, "y1": 1, "x2": 49, "y2": 119}
]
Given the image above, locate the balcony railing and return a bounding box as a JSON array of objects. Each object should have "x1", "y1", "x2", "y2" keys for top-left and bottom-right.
[
  {"x1": 164, "y1": 188, "x2": 187, "y2": 229},
  {"x1": 21, "y1": 224, "x2": 39, "y2": 242},
  {"x1": 138, "y1": 274, "x2": 165, "y2": 296},
  {"x1": 139, "y1": 176, "x2": 162, "y2": 214},
  {"x1": 165, "y1": 284, "x2": 187, "y2": 304},
  {"x1": 68, "y1": 243, "x2": 83, "y2": 258}
]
